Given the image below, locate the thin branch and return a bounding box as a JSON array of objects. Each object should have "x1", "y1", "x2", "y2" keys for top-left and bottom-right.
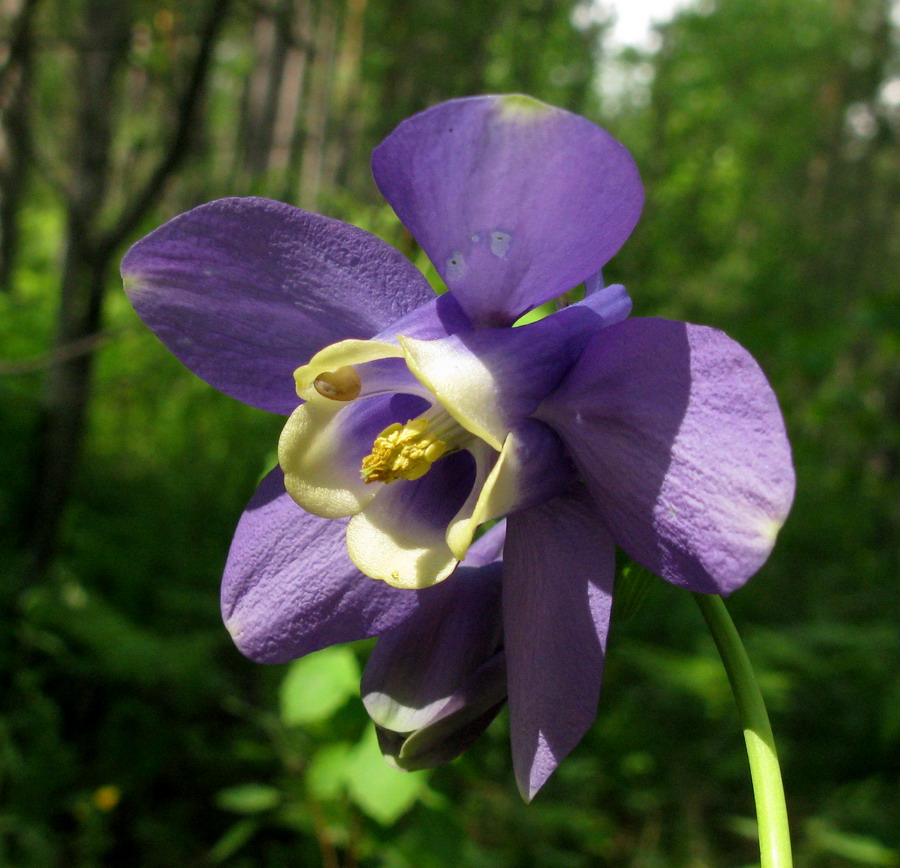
[
  {"x1": 97, "y1": 0, "x2": 232, "y2": 257},
  {"x1": 0, "y1": 328, "x2": 125, "y2": 375}
]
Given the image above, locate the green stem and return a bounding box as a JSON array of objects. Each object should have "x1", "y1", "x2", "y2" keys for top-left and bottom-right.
[{"x1": 693, "y1": 593, "x2": 793, "y2": 868}]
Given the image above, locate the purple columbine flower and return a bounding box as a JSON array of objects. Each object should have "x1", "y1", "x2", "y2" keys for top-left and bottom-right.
[{"x1": 121, "y1": 95, "x2": 795, "y2": 799}]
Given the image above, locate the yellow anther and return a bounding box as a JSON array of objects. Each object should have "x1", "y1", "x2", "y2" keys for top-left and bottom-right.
[
  {"x1": 361, "y1": 418, "x2": 447, "y2": 484},
  {"x1": 313, "y1": 366, "x2": 361, "y2": 401}
]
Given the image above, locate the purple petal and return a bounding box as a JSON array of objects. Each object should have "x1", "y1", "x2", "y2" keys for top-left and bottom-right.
[
  {"x1": 503, "y1": 486, "x2": 615, "y2": 800},
  {"x1": 400, "y1": 293, "x2": 626, "y2": 445},
  {"x1": 577, "y1": 281, "x2": 632, "y2": 326},
  {"x1": 464, "y1": 520, "x2": 507, "y2": 566},
  {"x1": 538, "y1": 318, "x2": 795, "y2": 595},
  {"x1": 361, "y1": 561, "x2": 502, "y2": 732},
  {"x1": 221, "y1": 468, "x2": 423, "y2": 663},
  {"x1": 122, "y1": 197, "x2": 435, "y2": 414},
  {"x1": 373, "y1": 291, "x2": 472, "y2": 343},
  {"x1": 440, "y1": 423, "x2": 573, "y2": 565},
  {"x1": 377, "y1": 652, "x2": 507, "y2": 771},
  {"x1": 372, "y1": 95, "x2": 643, "y2": 326},
  {"x1": 363, "y1": 532, "x2": 507, "y2": 769}
]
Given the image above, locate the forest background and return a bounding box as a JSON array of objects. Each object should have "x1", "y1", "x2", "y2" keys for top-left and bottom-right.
[{"x1": 0, "y1": 0, "x2": 898, "y2": 864}]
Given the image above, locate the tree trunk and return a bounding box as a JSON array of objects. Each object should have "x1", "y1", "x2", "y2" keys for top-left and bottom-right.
[
  {"x1": 297, "y1": 0, "x2": 337, "y2": 210},
  {"x1": 20, "y1": 0, "x2": 126, "y2": 576},
  {"x1": 23, "y1": 235, "x2": 109, "y2": 575},
  {"x1": 22, "y1": 0, "x2": 231, "y2": 579},
  {"x1": 0, "y1": 0, "x2": 40, "y2": 293}
]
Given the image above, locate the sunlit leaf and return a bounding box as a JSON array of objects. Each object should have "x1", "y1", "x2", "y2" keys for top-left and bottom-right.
[
  {"x1": 346, "y1": 726, "x2": 428, "y2": 825},
  {"x1": 280, "y1": 645, "x2": 361, "y2": 726},
  {"x1": 306, "y1": 742, "x2": 353, "y2": 801}
]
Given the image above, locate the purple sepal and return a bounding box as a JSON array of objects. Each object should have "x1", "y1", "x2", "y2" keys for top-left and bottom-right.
[
  {"x1": 373, "y1": 291, "x2": 472, "y2": 343},
  {"x1": 539, "y1": 318, "x2": 795, "y2": 595},
  {"x1": 221, "y1": 468, "x2": 424, "y2": 663},
  {"x1": 122, "y1": 197, "x2": 435, "y2": 414},
  {"x1": 362, "y1": 561, "x2": 502, "y2": 732},
  {"x1": 362, "y1": 528, "x2": 506, "y2": 768},
  {"x1": 372, "y1": 95, "x2": 643, "y2": 327},
  {"x1": 503, "y1": 485, "x2": 615, "y2": 800},
  {"x1": 407, "y1": 290, "x2": 630, "y2": 433},
  {"x1": 375, "y1": 653, "x2": 507, "y2": 772}
]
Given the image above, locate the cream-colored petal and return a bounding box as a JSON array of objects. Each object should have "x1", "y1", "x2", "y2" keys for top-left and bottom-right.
[
  {"x1": 294, "y1": 339, "x2": 402, "y2": 400},
  {"x1": 446, "y1": 435, "x2": 520, "y2": 559},
  {"x1": 346, "y1": 435, "x2": 524, "y2": 588},
  {"x1": 346, "y1": 488, "x2": 459, "y2": 589},
  {"x1": 279, "y1": 400, "x2": 379, "y2": 519},
  {"x1": 398, "y1": 335, "x2": 505, "y2": 450}
]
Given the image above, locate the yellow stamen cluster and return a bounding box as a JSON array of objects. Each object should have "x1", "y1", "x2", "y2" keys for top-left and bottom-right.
[{"x1": 361, "y1": 418, "x2": 447, "y2": 484}]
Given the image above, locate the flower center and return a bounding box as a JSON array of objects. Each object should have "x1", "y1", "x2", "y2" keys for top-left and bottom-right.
[
  {"x1": 360, "y1": 406, "x2": 473, "y2": 485},
  {"x1": 361, "y1": 418, "x2": 447, "y2": 484}
]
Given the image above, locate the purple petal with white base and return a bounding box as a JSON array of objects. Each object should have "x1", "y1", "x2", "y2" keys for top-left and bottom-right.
[
  {"x1": 398, "y1": 286, "x2": 631, "y2": 447},
  {"x1": 372, "y1": 95, "x2": 643, "y2": 326},
  {"x1": 122, "y1": 197, "x2": 435, "y2": 414},
  {"x1": 363, "y1": 524, "x2": 507, "y2": 769},
  {"x1": 222, "y1": 468, "x2": 423, "y2": 663},
  {"x1": 280, "y1": 392, "x2": 431, "y2": 520},
  {"x1": 503, "y1": 485, "x2": 615, "y2": 800},
  {"x1": 346, "y1": 449, "x2": 477, "y2": 588},
  {"x1": 376, "y1": 652, "x2": 507, "y2": 771},
  {"x1": 362, "y1": 560, "x2": 502, "y2": 733},
  {"x1": 538, "y1": 318, "x2": 795, "y2": 595}
]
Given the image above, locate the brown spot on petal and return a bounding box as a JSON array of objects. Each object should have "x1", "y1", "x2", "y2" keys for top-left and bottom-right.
[{"x1": 313, "y1": 366, "x2": 361, "y2": 401}]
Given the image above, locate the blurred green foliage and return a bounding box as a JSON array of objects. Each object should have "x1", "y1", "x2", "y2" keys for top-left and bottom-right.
[{"x1": 1, "y1": 0, "x2": 898, "y2": 864}]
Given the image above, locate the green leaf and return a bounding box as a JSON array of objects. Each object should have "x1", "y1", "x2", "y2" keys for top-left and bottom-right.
[
  {"x1": 214, "y1": 784, "x2": 281, "y2": 814},
  {"x1": 346, "y1": 726, "x2": 428, "y2": 825},
  {"x1": 208, "y1": 819, "x2": 260, "y2": 863},
  {"x1": 306, "y1": 742, "x2": 352, "y2": 801},
  {"x1": 806, "y1": 819, "x2": 900, "y2": 866},
  {"x1": 279, "y1": 645, "x2": 361, "y2": 726}
]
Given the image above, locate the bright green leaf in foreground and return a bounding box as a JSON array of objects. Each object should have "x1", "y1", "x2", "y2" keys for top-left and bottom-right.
[
  {"x1": 306, "y1": 742, "x2": 353, "y2": 801},
  {"x1": 346, "y1": 726, "x2": 429, "y2": 825},
  {"x1": 279, "y1": 645, "x2": 361, "y2": 726}
]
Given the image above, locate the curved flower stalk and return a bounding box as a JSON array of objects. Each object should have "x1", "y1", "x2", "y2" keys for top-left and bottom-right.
[{"x1": 121, "y1": 94, "x2": 795, "y2": 800}]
